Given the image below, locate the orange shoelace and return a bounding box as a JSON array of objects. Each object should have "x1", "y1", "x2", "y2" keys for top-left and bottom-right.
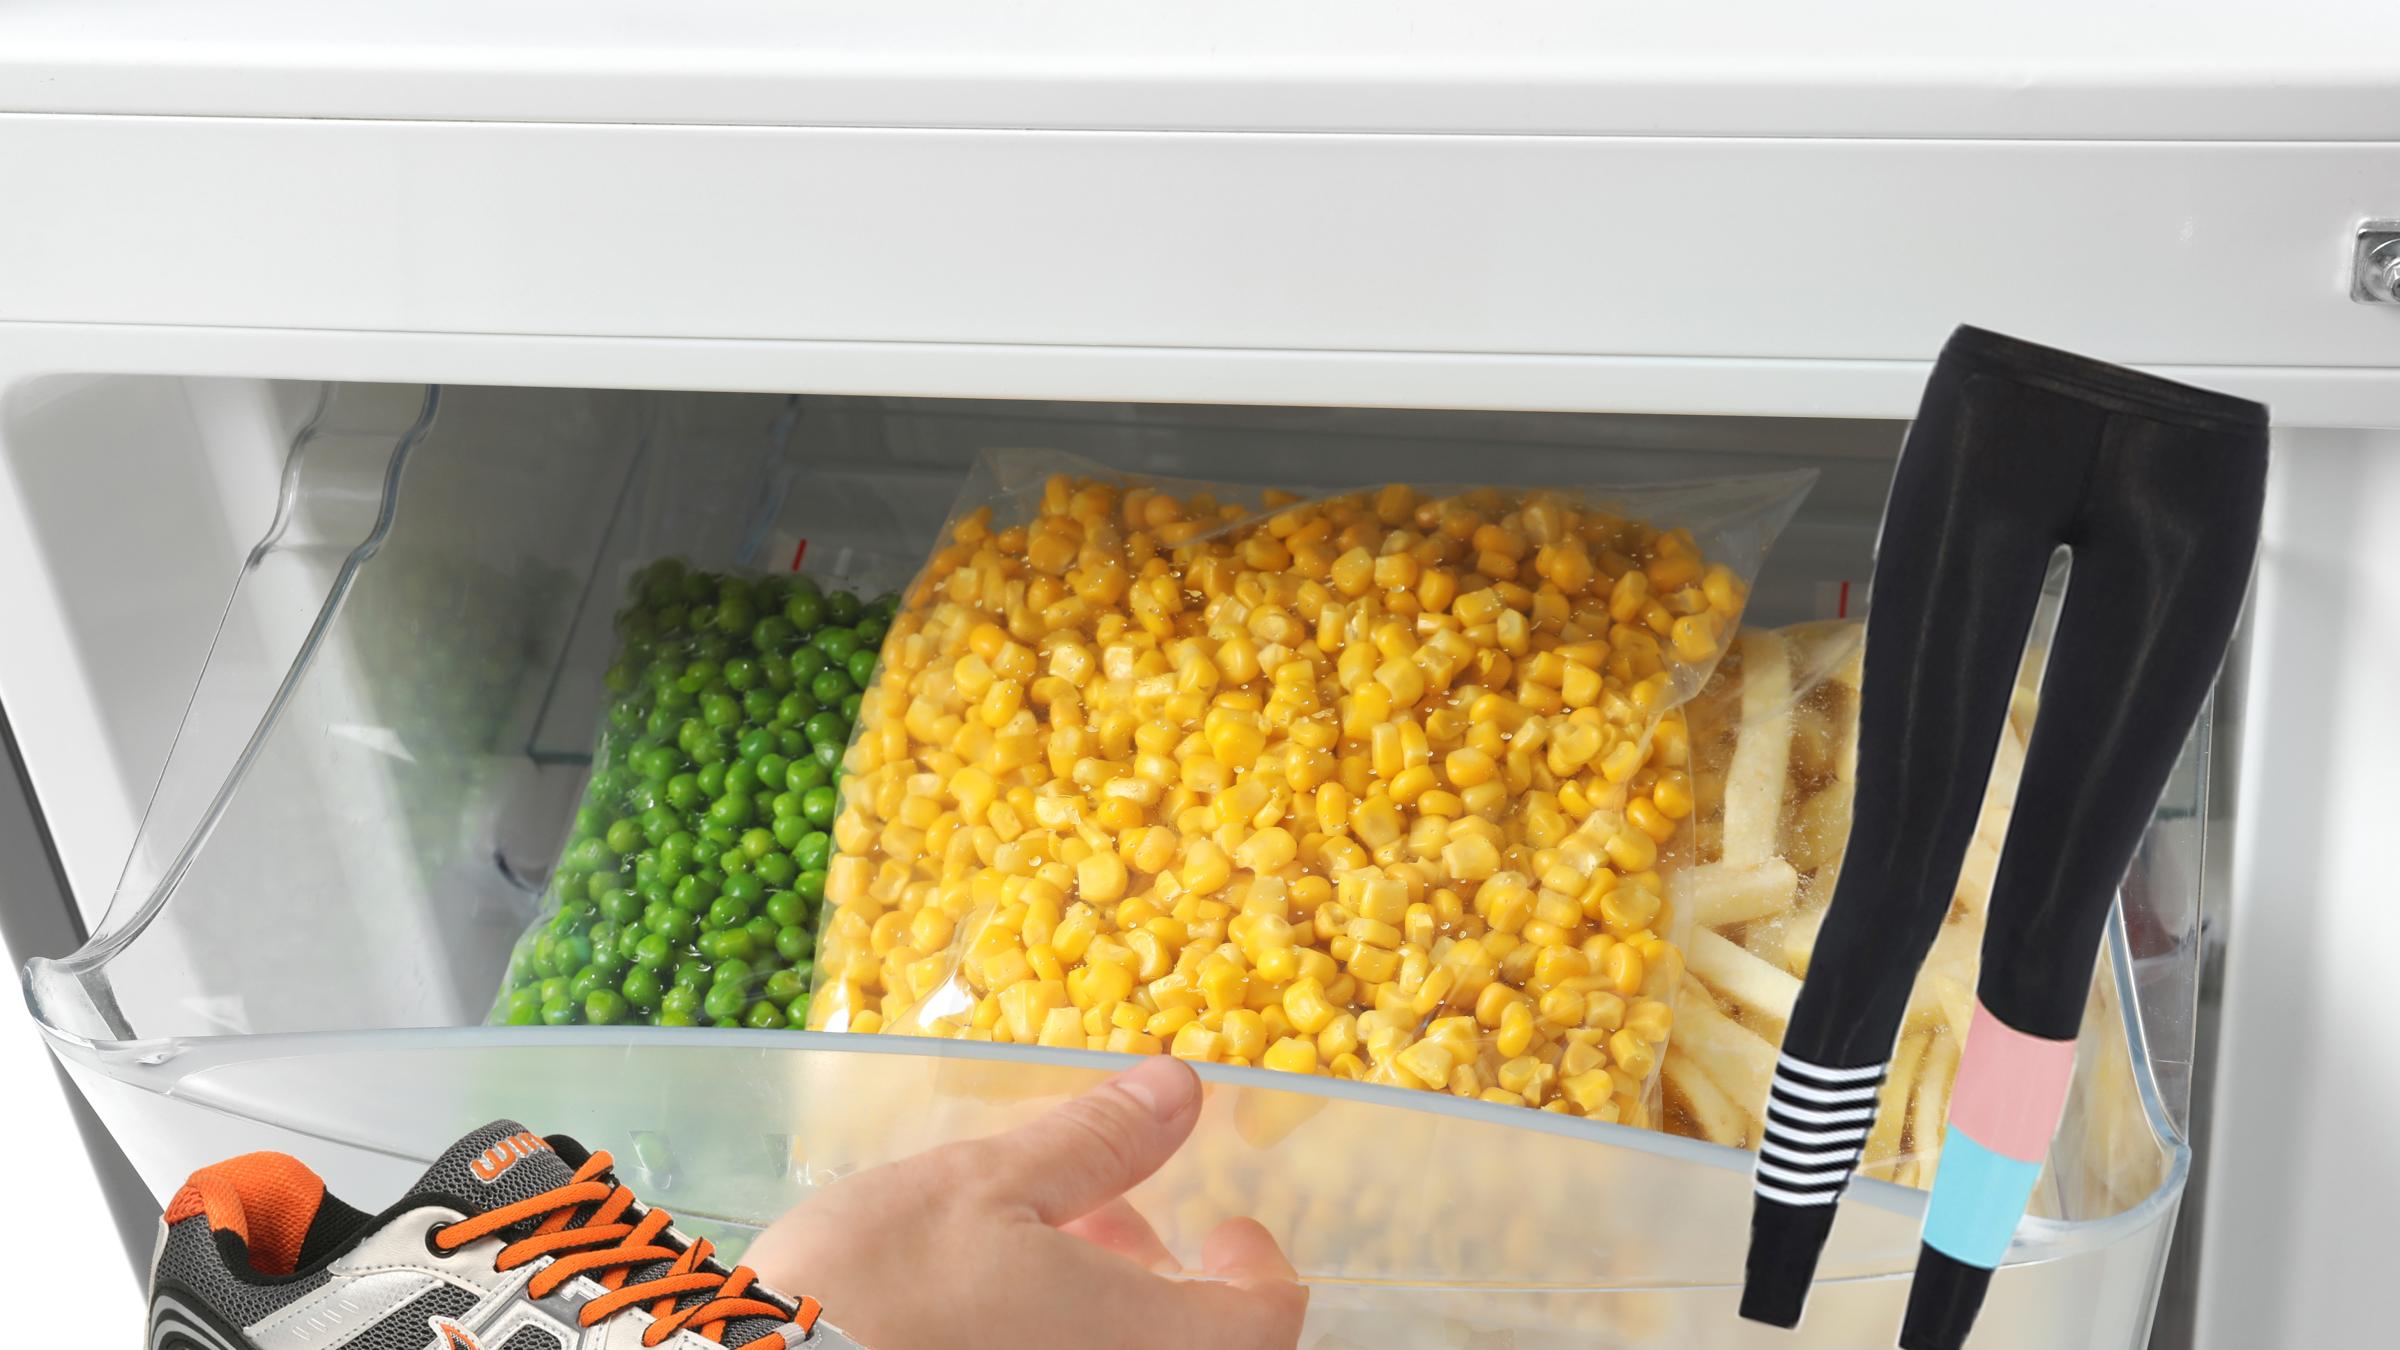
[{"x1": 432, "y1": 1151, "x2": 820, "y2": 1347}]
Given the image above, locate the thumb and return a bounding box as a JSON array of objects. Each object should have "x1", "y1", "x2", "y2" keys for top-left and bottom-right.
[{"x1": 971, "y1": 1055, "x2": 1203, "y2": 1226}]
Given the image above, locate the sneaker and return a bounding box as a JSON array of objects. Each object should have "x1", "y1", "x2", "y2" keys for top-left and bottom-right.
[{"x1": 147, "y1": 1119, "x2": 861, "y2": 1349}]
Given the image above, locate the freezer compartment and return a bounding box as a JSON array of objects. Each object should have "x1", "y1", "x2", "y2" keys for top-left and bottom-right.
[{"x1": 17, "y1": 378, "x2": 2201, "y2": 1347}]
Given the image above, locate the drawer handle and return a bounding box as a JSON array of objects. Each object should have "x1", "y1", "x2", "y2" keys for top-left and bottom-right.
[{"x1": 2355, "y1": 221, "x2": 2400, "y2": 303}]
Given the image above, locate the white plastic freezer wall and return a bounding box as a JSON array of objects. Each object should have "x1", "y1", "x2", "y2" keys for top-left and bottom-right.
[{"x1": 0, "y1": 377, "x2": 2215, "y2": 1349}]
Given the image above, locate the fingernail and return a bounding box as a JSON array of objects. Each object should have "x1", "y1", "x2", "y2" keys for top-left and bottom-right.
[{"x1": 1116, "y1": 1055, "x2": 1198, "y2": 1122}]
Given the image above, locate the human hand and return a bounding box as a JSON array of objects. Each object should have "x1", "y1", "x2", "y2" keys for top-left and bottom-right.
[{"x1": 743, "y1": 1056, "x2": 1308, "y2": 1350}]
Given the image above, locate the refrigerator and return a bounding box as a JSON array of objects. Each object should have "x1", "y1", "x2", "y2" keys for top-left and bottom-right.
[{"x1": 2, "y1": 3, "x2": 2395, "y2": 1346}]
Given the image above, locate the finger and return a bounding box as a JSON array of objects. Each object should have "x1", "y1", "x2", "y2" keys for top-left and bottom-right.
[
  {"x1": 1201, "y1": 1217, "x2": 1298, "y2": 1286},
  {"x1": 968, "y1": 1055, "x2": 1203, "y2": 1226},
  {"x1": 1060, "y1": 1196, "x2": 1179, "y2": 1272}
]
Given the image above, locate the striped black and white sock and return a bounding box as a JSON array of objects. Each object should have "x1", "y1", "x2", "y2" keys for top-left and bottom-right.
[
  {"x1": 1754, "y1": 1054, "x2": 1885, "y2": 1206},
  {"x1": 1741, "y1": 1053, "x2": 1888, "y2": 1328}
]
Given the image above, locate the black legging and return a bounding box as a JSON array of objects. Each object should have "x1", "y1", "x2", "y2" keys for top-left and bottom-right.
[{"x1": 1740, "y1": 327, "x2": 2267, "y2": 1349}]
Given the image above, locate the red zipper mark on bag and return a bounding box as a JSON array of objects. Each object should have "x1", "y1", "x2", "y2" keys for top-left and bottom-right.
[{"x1": 790, "y1": 538, "x2": 808, "y2": 572}]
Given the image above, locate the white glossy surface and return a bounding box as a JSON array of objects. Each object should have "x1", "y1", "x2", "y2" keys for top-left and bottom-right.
[
  {"x1": 0, "y1": 0, "x2": 2395, "y2": 138},
  {"x1": 2209, "y1": 431, "x2": 2400, "y2": 1350},
  {"x1": 4, "y1": 120, "x2": 2400, "y2": 386}
]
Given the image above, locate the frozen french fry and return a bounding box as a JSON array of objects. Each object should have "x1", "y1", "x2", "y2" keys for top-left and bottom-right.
[
  {"x1": 1860, "y1": 1027, "x2": 1930, "y2": 1181},
  {"x1": 1666, "y1": 1047, "x2": 1754, "y2": 1148},
  {"x1": 1924, "y1": 970, "x2": 1976, "y2": 1045},
  {"x1": 1775, "y1": 903, "x2": 1827, "y2": 977},
  {"x1": 1674, "y1": 981, "x2": 1781, "y2": 1112},
  {"x1": 1673, "y1": 858, "x2": 1801, "y2": 929},
  {"x1": 1905, "y1": 1027, "x2": 1963, "y2": 1182},
  {"x1": 1722, "y1": 631, "x2": 1792, "y2": 867},
  {"x1": 1689, "y1": 928, "x2": 1801, "y2": 1027}
]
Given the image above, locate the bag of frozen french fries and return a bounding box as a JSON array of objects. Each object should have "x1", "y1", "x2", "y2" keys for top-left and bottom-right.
[
  {"x1": 812, "y1": 447, "x2": 1813, "y2": 1128},
  {"x1": 1664, "y1": 612, "x2": 2163, "y2": 1213}
]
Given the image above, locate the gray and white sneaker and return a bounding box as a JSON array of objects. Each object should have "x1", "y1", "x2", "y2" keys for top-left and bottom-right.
[{"x1": 147, "y1": 1119, "x2": 861, "y2": 1350}]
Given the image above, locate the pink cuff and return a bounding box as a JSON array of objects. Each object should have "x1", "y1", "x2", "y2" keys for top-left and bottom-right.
[{"x1": 1945, "y1": 1001, "x2": 2078, "y2": 1163}]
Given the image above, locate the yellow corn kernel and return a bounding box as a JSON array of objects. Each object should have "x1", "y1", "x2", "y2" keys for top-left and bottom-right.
[
  {"x1": 1317, "y1": 1011, "x2": 1360, "y2": 1059},
  {"x1": 1351, "y1": 795, "x2": 1404, "y2": 849},
  {"x1": 1608, "y1": 1028, "x2": 1659, "y2": 1080},
  {"x1": 1626, "y1": 998, "x2": 1675, "y2": 1043},
  {"x1": 1236, "y1": 826, "x2": 1298, "y2": 873},
  {"x1": 1347, "y1": 944, "x2": 1401, "y2": 984},
  {"x1": 1604, "y1": 943, "x2": 1646, "y2": 996},
  {"x1": 1170, "y1": 1021, "x2": 1223, "y2": 1062},
  {"x1": 1395, "y1": 1040, "x2": 1456, "y2": 1090},
  {"x1": 1626, "y1": 796, "x2": 1676, "y2": 844},
  {"x1": 1221, "y1": 1009, "x2": 1268, "y2": 1061},
  {"x1": 1283, "y1": 977, "x2": 1338, "y2": 1035},
  {"x1": 1262, "y1": 1036, "x2": 1320, "y2": 1075},
  {"x1": 1497, "y1": 999, "x2": 1536, "y2": 1057},
  {"x1": 1603, "y1": 829, "x2": 1658, "y2": 874}
]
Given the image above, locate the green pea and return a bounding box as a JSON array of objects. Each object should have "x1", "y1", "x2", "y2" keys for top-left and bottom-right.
[
  {"x1": 698, "y1": 820, "x2": 736, "y2": 847},
  {"x1": 708, "y1": 895, "x2": 751, "y2": 930},
  {"x1": 672, "y1": 874, "x2": 718, "y2": 911},
  {"x1": 621, "y1": 966, "x2": 662, "y2": 1008},
  {"x1": 541, "y1": 995, "x2": 578, "y2": 1026},
  {"x1": 662, "y1": 986, "x2": 701, "y2": 1019},
  {"x1": 775, "y1": 924, "x2": 813, "y2": 962},
  {"x1": 744, "y1": 1001, "x2": 788, "y2": 1031},
  {"x1": 741, "y1": 828, "x2": 776, "y2": 862},
  {"x1": 574, "y1": 805, "x2": 606, "y2": 838},
  {"x1": 663, "y1": 773, "x2": 700, "y2": 811},
  {"x1": 503, "y1": 986, "x2": 542, "y2": 1025},
  {"x1": 715, "y1": 594, "x2": 756, "y2": 635},
  {"x1": 654, "y1": 907, "x2": 697, "y2": 943},
  {"x1": 840, "y1": 693, "x2": 862, "y2": 724},
  {"x1": 787, "y1": 758, "x2": 830, "y2": 793},
  {"x1": 753, "y1": 615, "x2": 798, "y2": 652},
  {"x1": 724, "y1": 656, "x2": 761, "y2": 691},
  {"x1": 826, "y1": 591, "x2": 862, "y2": 625},
  {"x1": 743, "y1": 688, "x2": 781, "y2": 723},
  {"x1": 697, "y1": 761, "x2": 728, "y2": 797},
  {"x1": 722, "y1": 871, "x2": 765, "y2": 907},
  {"x1": 777, "y1": 692, "x2": 817, "y2": 725},
  {"x1": 786, "y1": 993, "x2": 812, "y2": 1026},
  {"x1": 737, "y1": 728, "x2": 775, "y2": 763},
  {"x1": 539, "y1": 976, "x2": 570, "y2": 1005},
  {"x1": 719, "y1": 849, "x2": 751, "y2": 876},
  {"x1": 789, "y1": 646, "x2": 829, "y2": 683},
  {"x1": 772, "y1": 815, "x2": 809, "y2": 850},
  {"x1": 756, "y1": 754, "x2": 790, "y2": 790},
  {"x1": 640, "y1": 806, "x2": 679, "y2": 845},
  {"x1": 660, "y1": 831, "x2": 697, "y2": 870},
  {"x1": 805, "y1": 669, "x2": 848, "y2": 707},
  {"x1": 784, "y1": 592, "x2": 826, "y2": 632},
  {"x1": 780, "y1": 728, "x2": 811, "y2": 759},
  {"x1": 725, "y1": 761, "x2": 762, "y2": 796},
  {"x1": 562, "y1": 836, "x2": 614, "y2": 874},
  {"x1": 804, "y1": 712, "x2": 846, "y2": 749},
  {"x1": 846, "y1": 648, "x2": 879, "y2": 690},
  {"x1": 743, "y1": 915, "x2": 779, "y2": 948},
  {"x1": 702, "y1": 693, "x2": 741, "y2": 729},
  {"x1": 568, "y1": 965, "x2": 607, "y2": 1000},
  {"x1": 856, "y1": 614, "x2": 889, "y2": 647},
  {"x1": 673, "y1": 959, "x2": 710, "y2": 991},
  {"x1": 615, "y1": 923, "x2": 650, "y2": 962},
  {"x1": 593, "y1": 888, "x2": 637, "y2": 926},
  {"x1": 585, "y1": 990, "x2": 629, "y2": 1025},
  {"x1": 795, "y1": 869, "x2": 828, "y2": 903},
  {"x1": 756, "y1": 851, "x2": 797, "y2": 887},
  {"x1": 707, "y1": 794, "x2": 754, "y2": 829},
  {"x1": 591, "y1": 943, "x2": 628, "y2": 977},
  {"x1": 801, "y1": 786, "x2": 839, "y2": 828},
  {"x1": 558, "y1": 934, "x2": 594, "y2": 970},
  {"x1": 634, "y1": 933, "x2": 674, "y2": 969},
  {"x1": 793, "y1": 830, "x2": 832, "y2": 871},
  {"x1": 704, "y1": 982, "x2": 748, "y2": 1021},
  {"x1": 813, "y1": 627, "x2": 861, "y2": 662},
  {"x1": 658, "y1": 1008, "x2": 696, "y2": 1027},
  {"x1": 767, "y1": 890, "x2": 806, "y2": 928},
  {"x1": 765, "y1": 968, "x2": 807, "y2": 1003}
]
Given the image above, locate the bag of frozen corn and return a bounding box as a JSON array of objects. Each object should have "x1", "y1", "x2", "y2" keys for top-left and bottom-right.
[
  {"x1": 1665, "y1": 606, "x2": 2171, "y2": 1215},
  {"x1": 812, "y1": 450, "x2": 1810, "y2": 1128}
]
